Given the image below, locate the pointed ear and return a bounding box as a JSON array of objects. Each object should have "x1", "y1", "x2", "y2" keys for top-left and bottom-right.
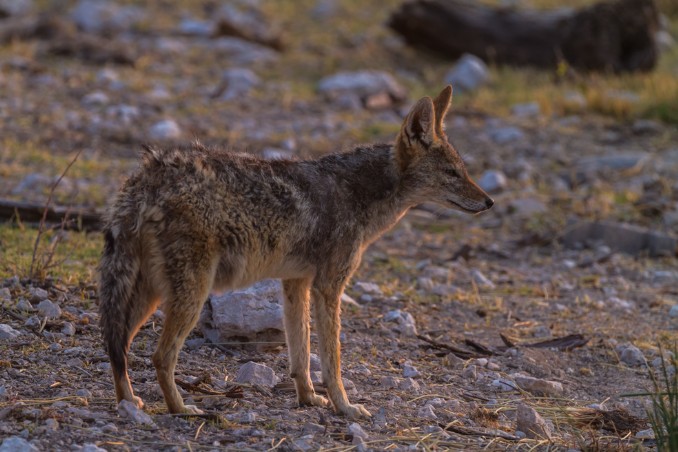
[
  {"x1": 395, "y1": 97, "x2": 435, "y2": 171},
  {"x1": 403, "y1": 96, "x2": 435, "y2": 146},
  {"x1": 432, "y1": 85, "x2": 452, "y2": 138}
]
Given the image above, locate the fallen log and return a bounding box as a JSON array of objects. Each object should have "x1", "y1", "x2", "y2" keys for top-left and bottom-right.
[
  {"x1": 0, "y1": 199, "x2": 102, "y2": 231},
  {"x1": 389, "y1": 0, "x2": 660, "y2": 72}
]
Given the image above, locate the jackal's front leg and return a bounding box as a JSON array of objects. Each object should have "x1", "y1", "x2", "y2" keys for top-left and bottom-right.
[
  {"x1": 312, "y1": 283, "x2": 371, "y2": 419},
  {"x1": 283, "y1": 278, "x2": 329, "y2": 409}
]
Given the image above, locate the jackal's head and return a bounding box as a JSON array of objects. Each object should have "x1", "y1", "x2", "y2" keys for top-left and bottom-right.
[{"x1": 395, "y1": 85, "x2": 494, "y2": 214}]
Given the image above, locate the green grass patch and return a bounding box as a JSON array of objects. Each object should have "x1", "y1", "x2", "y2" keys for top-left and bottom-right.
[{"x1": 0, "y1": 223, "x2": 102, "y2": 284}]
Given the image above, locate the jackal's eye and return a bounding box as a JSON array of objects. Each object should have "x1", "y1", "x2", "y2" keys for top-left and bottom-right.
[{"x1": 444, "y1": 168, "x2": 459, "y2": 178}]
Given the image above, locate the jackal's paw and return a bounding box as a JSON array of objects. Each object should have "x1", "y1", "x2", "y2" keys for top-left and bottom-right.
[
  {"x1": 131, "y1": 396, "x2": 145, "y2": 409},
  {"x1": 181, "y1": 404, "x2": 204, "y2": 415},
  {"x1": 338, "y1": 403, "x2": 371, "y2": 419},
  {"x1": 299, "y1": 393, "x2": 330, "y2": 408}
]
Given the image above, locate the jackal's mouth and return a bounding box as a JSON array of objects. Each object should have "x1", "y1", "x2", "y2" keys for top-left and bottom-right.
[{"x1": 447, "y1": 199, "x2": 483, "y2": 214}]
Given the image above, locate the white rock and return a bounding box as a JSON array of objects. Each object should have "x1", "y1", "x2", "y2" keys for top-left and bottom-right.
[
  {"x1": 514, "y1": 375, "x2": 564, "y2": 396},
  {"x1": 318, "y1": 70, "x2": 406, "y2": 103},
  {"x1": 235, "y1": 361, "x2": 279, "y2": 387},
  {"x1": 488, "y1": 126, "x2": 524, "y2": 144},
  {"x1": 471, "y1": 269, "x2": 495, "y2": 289},
  {"x1": 444, "y1": 54, "x2": 489, "y2": 93},
  {"x1": 340, "y1": 293, "x2": 361, "y2": 307},
  {"x1": 516, "y1": 404, "x2": 551, "y2": 440},
  {"x1": 219, "y1": 68, "x2": 260, "y2": 101},
  {"x1": 309, "y1": 353, "x2": 321, "y2": 372},
  {"x1": 82, "y1": 91, "x2": 109, "y2": 106},
  {"x1": 200, "y1": 279, "x2": 284, "y2": 344},
  {"x1": 383, "y1": 309, "x2": 417, "y2": 336},
  {"x1": 0, "y1": 324, "x2": 21, "y2": 340},
  {"x1": 353, "y1": 281, "x2": 383, "y2": 296},
  {"x1": 478, "y1": 170, "x2": 507, "y2": 193},
  {"x1": 149, "y1": 119, "x2": 182, "y2": 140},
  {"x1": 635, "y1": 428, "x2": 655, "y2": 439},
  {"x1": 261, "y1": 148, "x2": 294, "y2": 161},
  {"x1": 670, "y1": 305, "x2": 678, "y2": 318},
  {"x1": 0, "y1": 436, "x2": 39, "y2": 452},
  {"x1": 37, "y1": 300, "x2": 61, "y2": 319},
  {"x1": 117, "y1": 400, "x2": 155, "y2": 426},
  {"x1": 511, "y1": 102, "x2": 540, "y2": 118}
]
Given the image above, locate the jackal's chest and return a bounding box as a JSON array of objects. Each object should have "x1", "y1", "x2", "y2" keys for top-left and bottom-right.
[{"x1": 212, "y1": 250, "x2": 313, "y2": 291}]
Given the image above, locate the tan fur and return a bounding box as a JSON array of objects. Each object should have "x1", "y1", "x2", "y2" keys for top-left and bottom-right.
[{"x1": 98, "y1": 86, "x2": 493, "y2": 419}]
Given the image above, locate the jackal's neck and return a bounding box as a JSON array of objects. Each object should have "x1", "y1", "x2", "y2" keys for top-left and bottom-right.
[{"x1": 313, "y1": 144, "x2": 410, "y2": 242}]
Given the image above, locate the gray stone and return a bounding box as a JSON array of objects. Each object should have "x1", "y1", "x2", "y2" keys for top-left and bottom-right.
[
  {"x1": 0, "y1": 287, "x2": 10, "y2": 301},
  {"x1": 561, "y1": 221, "x2": 676, "y2": 257},
  {"x1": 516, "y1": 404, "x2": 552, "y2": 440},
  {"x1": 606, "y1": 296, "x2": 634, "y2": 311},
  {"x1": 37, "y1": 300, "x2": 61, "y2": 319},
  {"x1": 25, "y1": 315, "x2": 40, "y2": 328},
  {"x1": 511, "y1": 102, "x2": 540, "y2": 118},
  {"x1": 235, "y1": 361, "x2": 279, "y2": 387},
  {"x1": 178, "y1": 18, "x2": 213, "y2": 37},
  {"x1": 380, "y1": 376, "x2": 400, "y2": 388},
  {"x1": 657, "y1": 30, "x2": 675, "y2": 52},
  {"x1": 402, "y1": 364, "x2": 420, "y2": 378},
  {"x1": 0, "y1": 0, "x2": 31, "y2": 16},
  {"x1": 29, "y1": 287, "x2": 48, "y2": 302},
  {"x1": 218, "y1": 68, "x2": 260, "y2": 101},
  {"x1": 418, "y1": 404, "x2": 437, "y2": 419},
  {"x1": 619, "y1": 345, "x2": 646, "y2": 367},
  {"x1": 462, "y1": 365, "x2": 477, "y2": 380},
  {"x1": 514, "y1": 375, "x2": 564, "y2": 396},
  {"x1": 444, "y1": 54, "x2": 489, "y2": 93},
  {"x1": 117, "y1": 400, "x2": 155, "y2": 426},
  {"x1": 16, "y1": 299, "x2": 34, "y2": 312},
  {"x1": 670, "y1": 305, "x2": 678, "y2": 318},
  {"x1": 302, "y1": 422, "x2": 326, "y2": 435},
  {"x1": 309, "y1": 353, "x2": 321, "y2": 372},
  {"x1": 478, "y1": 170, "x2": 507, "y2": 193},
  {"x1": 44, "y1": 418, "x2": 59, "y2": 431},
  {"x1": 200, "y1": 279, "x2": 284, "y2": 344},
  {"x1": 71, "y1": 0, "x2": 144, "y2": 34},
  {"x1": 0, "y1": 436, "x2": 39, "y2": 452},
  {"x1": 149, "y1": 119, "x2": 182, "y2": 140},
  {"x1": 0, "y1": 324, "x2": 21, "y2": 340},
  {"x1": 0, "y1": 385, "x2": 7, "y2": 400},
  {"x1": 318, "y1": 70, "x2": 406, "y2": 105},
  {"x1": 636, "y1": 428, "x2": 655, "y2": 439},
  {"x1": 563, "y1": 91, "x2": 587, "y2": 110},
  {"x1": 383, "y1": 309, "x2": 417, "y2": 336},
  {"x1": 488, "y1": 126, "x2": 524, "y2": 144},
  {"x1": 207, "y1": 37, "x2": 278, "y2": 65},
  {"x1": 399, "y1": 377, "x2": 421, "y2": 392},
  {"x1": 471, "y1": 269, "x2": 495, "y2": 289},
  {"x1": 79, "y1": 444, "x2": 107, "y2": 452},
  {"x1": 632, "y1": 119, "x2": 662, "y2": 135},
  {"x1": 492, "y1": 378, "x2": 515, "y2": 391},
  {"x1": 348, "y1": 422, "x2": 369, "y2": 441},
  {"x1": 652, "y1": 270, "x2": 678, "y2": 284},
  {"x1": 75, "y1": 389, "x2": 92, "y2": 399},
  {"x1": 62, "y1": 322, "x2": 76, "y2": 336}
]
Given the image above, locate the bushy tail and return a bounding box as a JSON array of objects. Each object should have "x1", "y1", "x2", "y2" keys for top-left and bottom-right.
[{"x1": 98, "y1": 227, "x2": 141, "y2": 384}]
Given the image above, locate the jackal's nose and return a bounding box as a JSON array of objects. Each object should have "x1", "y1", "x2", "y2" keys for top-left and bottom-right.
[{"x1": 485, "y1": 198, "x2": 494, "y2": 209}]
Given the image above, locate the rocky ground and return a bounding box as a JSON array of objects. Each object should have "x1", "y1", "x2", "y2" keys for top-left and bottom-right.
[{"x1": 1, "y1": 0, "x2": 678, "y2": 450}]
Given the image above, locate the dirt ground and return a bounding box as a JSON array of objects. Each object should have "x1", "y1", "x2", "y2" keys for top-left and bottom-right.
[{"x1": 1, "y1": 0, "x2": 677, "y2": 450}]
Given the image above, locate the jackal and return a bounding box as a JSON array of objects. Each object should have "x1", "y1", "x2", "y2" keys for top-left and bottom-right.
[{"x1": 99, "y1": 86, "x2": 493, "y2": 419}]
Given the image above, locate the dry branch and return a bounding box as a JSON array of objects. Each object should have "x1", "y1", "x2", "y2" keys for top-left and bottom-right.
[{"x1": 389, "y1": 0, "x2": 660, "y2": 72}]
